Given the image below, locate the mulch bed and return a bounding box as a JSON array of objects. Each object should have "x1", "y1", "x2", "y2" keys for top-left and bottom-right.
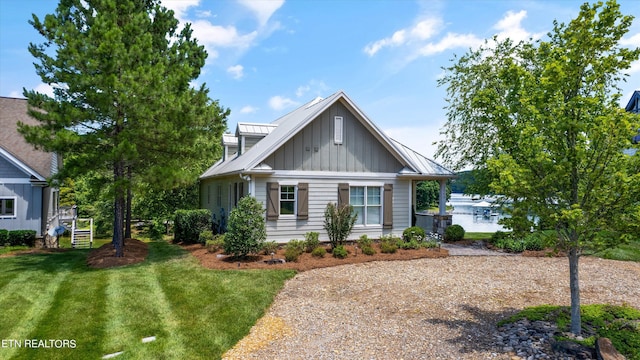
[
  {"x1": 183, "y1": 243, "x2": 449, "y2": 271},
  {"x1": 86, "y1": 238, "x2": 149, "y2": 269}
]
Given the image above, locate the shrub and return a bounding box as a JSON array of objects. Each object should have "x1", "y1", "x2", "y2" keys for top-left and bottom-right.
[
  {"x1": 7, "y1": 230, "x2": 36, "y2": 247},
  {"x1": 147, "y1": 219, "x2": 166, "y2": 241},
  {"x1": 198, "y1": 230, "x2": 214, "y2": 245},
  {"x1": 523, "y1": 233, "x2": 546, "y2": 251},
  {"x1": 261, "y1": 240, "x2": 279, "y2": 255},
  {"x1": 284, "y1": 247, "x2": 301, "y2": 262},
  {"x1": 444, "y1": 224, "x2": 465, "y2": 242},
  {"x1": 304, "y1": 232, "x2": 320, "y2": 253},
  {"x1": 380, "y1": 241, "x2": 397, "y2": 254},
  {"x1": 402, "y1": 226, "x2": 425, "y2": 242},
  {"x1": 224, "y1": 196, "x2": 266, "y2": 258},
  {"x1": 323, "y1": 202, "x2": 357, "y2": 250},
  {"x1": 490, "y1": 230, "x2": 511, "y2": 244},
  {"x1": 174, "y1": 209, "x2": 211, "y2": 244},
  {"x1": 285, "y1": 239, "x2": 305, "y2": 255},
  {"x1": 361, "y1": 245, "x2": 376, "y2": 255},
  {"x1": 357, "y1": 234, "x2": 372, "y2": 248},
  {"x1": 205, "y1": 235, "x2": 225, "y2": 253},
  {"x1": 423, "y1": 240, "x2": 439, "y2": 249},
  {"x1": 332, "y1": 245, "x2": 348, "y2": 259},
  {"x1": 311, "y1": 246, "x2": 326, "y2": 258},
  {"x1": 0, "y1": 229, "x2": 8, "y2": 245},
  {"x1": 398, "y1": 239, "x2": 421, "y2": 250}
]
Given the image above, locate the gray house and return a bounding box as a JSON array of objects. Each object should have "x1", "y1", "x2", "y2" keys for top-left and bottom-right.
[
  {"x1": 0, "y1": 97, "x2": 61, "y2": 237},
  {"x1": 199, "y1": 91, "x2": 455, "y2": 242}
]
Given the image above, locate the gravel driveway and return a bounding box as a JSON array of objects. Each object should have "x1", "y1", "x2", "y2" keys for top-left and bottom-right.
[{"x1": 223, "y1": 256, "x2": 640, "y2": 360}]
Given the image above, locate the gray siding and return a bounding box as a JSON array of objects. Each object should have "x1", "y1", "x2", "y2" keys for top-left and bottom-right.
[
  {"x1": 199, "y1": 176, "x2": 248, "y2": 228},
  {"x1": 0, "y1": 183, "x2": 43, "y2": 235},
  {"x1": 254, "y1": 175, "x2": 411, "y2": 243},
  {"x1": 264, "y1": 102, "x2": 404, "y2": 173},
  {"x1": 0, "y1": 156, "x2": 27, "y2": 178}
]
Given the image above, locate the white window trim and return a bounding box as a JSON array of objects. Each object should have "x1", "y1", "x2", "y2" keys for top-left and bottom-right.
[
  {"x1": 350, "y1": 185, "x2": 383, "y2": 227},
  {"x1": 279, "y1": 183, "x2": 298, "y2": 219},
  {"x1": 334, "y1": 116, "x2": 343, "y2": 145},
  {"x1": 0, "y1": 196, "x2": 17, "y2": 218}
]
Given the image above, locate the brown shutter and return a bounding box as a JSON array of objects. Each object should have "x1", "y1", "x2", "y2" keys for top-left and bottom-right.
[
  {"x1": 383, "y1": 183, "x2": 393, "y2": 229},
  {"x1": 297, "y1": 183, "x2": 308, "y2": 220},
  {"x1": 266, "y1": 182, "x2": 279, "y2": 220},
  {"x1": 338, "y1": 183, "x2": 350, "y2": 207}
]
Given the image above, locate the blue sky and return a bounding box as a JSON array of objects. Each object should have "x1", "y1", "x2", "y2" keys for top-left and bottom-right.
[{"x1": 1, "y1": 0, "x2": 639, "y2": 160}]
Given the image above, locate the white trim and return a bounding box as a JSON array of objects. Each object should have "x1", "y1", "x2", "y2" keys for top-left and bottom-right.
[
  {"x1": 0, "y1": 178, "x2": 33, "y2": 184},
  {"x1": 260, "y1": 170, "x2": 398, "y2": 180},
  {"x1": 0, "y1": 148, "x2": 46, "y2": 181},
  {"x1": 334, "y1": 116, "x2": 343, "y2": 144},
  {"x1": 350, "y1": 185, "x2": 383, "y2": 226},
  {"x1": 278, "y1": 183, "x2": 297, "y2": 218},
  {"x1": 0, "y1": 196, "x2": 17, "y2": 218}
]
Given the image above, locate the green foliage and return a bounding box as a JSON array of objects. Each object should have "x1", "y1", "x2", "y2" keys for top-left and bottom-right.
[
  {"x1": 261, "y1": 240, "x2": 279, "y2": 255},
  {"x1": 402, "y1": 226, "x2": 426, "y2": 242},
  {"x1": 398, "y1": 239, "x2": 422, "y2": 250},
  {"x1": 380, "y1": 235, "x2": 399, "y2": 253},
  {"x1": 205, "y1": 235, "x2": 225, "y2": 253},
  {"x1": 416, "y1": 181, "x2": 450, "y2": 210},
  {"x1": 174, "y1": 209, "x2": 211, "y2": 244},
  {"x1": 357, "y1": 234, "x2": 373, "y2": 248},
  {"x1": 284, "y1": 240, "x2": 305, "y2": 262},
  {"x1": 284, "y1": 247, "x2": 301, "y2": 262},
  {"x1": 198, "y1": 230, "x2": 214, "y2": 245},
  {"x1": 147, "y1": 219, "x2": 166, "y2": 241},
  {"x1": 0, "y1": 229, "x2": 8, "y2": 245},
  {"x1": 3, "y1": 230, "x2": 37, "y2": 247},
  {"x1": 323, "y1": 202, "x2": 357, "y2": 249},
  {"x1": 332, "y1": 245, "x2": 348, "y2": 259},
  {"x1": 361, "y1": 245, "x2": 376, "y2": 255},
  {"x1": 444, "y1": 225, "x2": 465, "y2": 242},
  {"x1": 224, "y1": 196, "x2": 266, "y2": 258},
  {"x1": 304, "y1": 232, "x2": 320, "y2": 253},
  {"x1": 311, "y1": 246, "x2": 326, "y2": 258}
]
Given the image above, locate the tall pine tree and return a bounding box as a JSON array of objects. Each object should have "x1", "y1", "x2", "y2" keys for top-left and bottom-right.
[{"x1": 19, "y1": 0, "x2": 228, "y2": 256}]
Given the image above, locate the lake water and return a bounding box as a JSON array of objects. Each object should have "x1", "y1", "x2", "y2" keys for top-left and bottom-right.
[{"x1": 449, "y1": 193, "x2": 507, "y2": 233}]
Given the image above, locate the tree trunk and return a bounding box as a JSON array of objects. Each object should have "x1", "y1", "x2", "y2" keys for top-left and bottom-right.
[
  {"x1": 568, "y1": 246, "x2": 581, "y2": 335},
  {"x1": 113, "y1": 161, "x2": 125, "y2": 257},
  {"x1": 124, "y1": 166, "x2": 132, "y2": 239}
]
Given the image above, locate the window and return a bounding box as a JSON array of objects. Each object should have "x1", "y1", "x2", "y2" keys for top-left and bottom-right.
[
  {"x1": 350, "y1": 186, "x2": 381, "y2": 225},
  {"x1": 280, "y1": 185, "x2": 296, "y2": 215},
  {"x1": 334, "y1": 116, "x2": 343, "y2": 144},
  {"x1": 0, "y1": 198, "x2": 16, "y2": 217}
]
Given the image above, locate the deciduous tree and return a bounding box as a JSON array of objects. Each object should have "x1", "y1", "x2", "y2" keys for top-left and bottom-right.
[
  {"x1": 437, "y1": 0, "x2": 640, "y2": 335},
  {"x1": 19, "y1": 0, "x2": 228, "y2": 256}
]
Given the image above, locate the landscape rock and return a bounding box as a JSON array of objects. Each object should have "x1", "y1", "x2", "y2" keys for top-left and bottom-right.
[{"x1": 596, "y1": 338, "x2": 625, "y2": 360}]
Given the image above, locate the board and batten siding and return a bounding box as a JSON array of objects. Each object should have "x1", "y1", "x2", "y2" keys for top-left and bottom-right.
[
  {"x1": 254, "y1": 175, "x2": 411, "y2": 243},
  {"x1": 263, "y1": 102, "x2": 404, "y2": 173},
  {"x1": 0, "y1": 156, "x2": 27, "y2": 178},
  {"x1": 0, "y1": 183, "x2": 43, "y2": 234}
]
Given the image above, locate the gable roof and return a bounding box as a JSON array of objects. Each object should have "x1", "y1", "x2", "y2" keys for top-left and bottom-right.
[
  {"x1": 201, "y1": 91, "x2": 455, "y2": 179},
  {"x1": 0, "y1": 96, "x2": 57, "y2": 180},
  {"x1": 625, "y1": 90, "x2": 640, "y2": 113}
]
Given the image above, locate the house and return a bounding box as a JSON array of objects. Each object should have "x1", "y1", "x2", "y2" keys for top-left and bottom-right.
[
  {"x1": 199, "y1": 91, "x2": 455, "y2": 242},
  {"x1": 0, "y1": 97, "x2": 61, "y2": 238},
  {"x1": 624, "y1": 90, "x2": 640, "y2": 156}
]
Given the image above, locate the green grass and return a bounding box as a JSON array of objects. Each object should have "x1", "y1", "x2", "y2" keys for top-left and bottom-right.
[
  {"x1": 592, "y1": 239, "x2": 640, "y2": 262},
  {"x1": 0, "y1": 241, "x2": 296, "y2": 360},
  {"x1": 499, "y1": 304, "x2": 640, "y2": 359},
  {"x1": 0, "y1": 245, "x2": 30, "y2": 255},
  {"x1": 463, "y1": 232, "x2": 495, "y2": 240}
]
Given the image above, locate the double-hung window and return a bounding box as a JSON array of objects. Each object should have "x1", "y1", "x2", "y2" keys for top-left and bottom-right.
[
  {"x1": 350, "y1": 186, "x2": 381, "y2": 225},
  {"x1": 0, "y1": 197, "x2": 16, "y2": 217},
  {"x1": 280, "y1": 185, "x2": 296, "y2": 215}
]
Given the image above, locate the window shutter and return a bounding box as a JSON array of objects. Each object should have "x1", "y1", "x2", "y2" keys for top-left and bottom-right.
[
  {"x1": 383, "y1": 183, "x2": 393, "y2": 229},
  {"x1": 338, "y1": 183, "x2": 350, "y2": 207},
  {"x1": 297, "y1": 183, "x2": 308, "y2": 220},
  {"x1": 266, "y1": 182, "x2": 279, "y2": 220}
]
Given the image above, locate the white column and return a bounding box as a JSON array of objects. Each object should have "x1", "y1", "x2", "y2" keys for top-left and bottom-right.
[{"x1": 438, "y1": 179, "x2": 447, "y2": 216}]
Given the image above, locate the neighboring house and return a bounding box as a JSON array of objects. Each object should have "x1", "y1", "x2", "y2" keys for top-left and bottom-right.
[
  {"x1": 624, "y1": 90, "x2": 640, "y2": 156},
  {"x1": 199, "y1": 91, "x2": 456, "y2": 242},
  {"x1": 0, "y1": 97, "x2": 61, "y2": 237}
]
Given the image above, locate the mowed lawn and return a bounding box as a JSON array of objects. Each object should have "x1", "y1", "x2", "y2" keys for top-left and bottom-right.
[{"x1": 0, "y1": 241, "x2": 296, "y2": 360}]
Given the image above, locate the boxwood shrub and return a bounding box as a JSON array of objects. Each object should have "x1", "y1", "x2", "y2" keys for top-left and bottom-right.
[{"x1": 444, "y1": 224, "x2": 465, "y2": 242}]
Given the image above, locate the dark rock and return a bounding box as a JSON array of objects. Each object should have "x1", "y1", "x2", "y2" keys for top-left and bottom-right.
[
  {"x1": 552, "y1": 340, "x2": 595, "y2": 359},
  {"x1": 596, "y1": 338, "x2": 625, "y2": 360}
]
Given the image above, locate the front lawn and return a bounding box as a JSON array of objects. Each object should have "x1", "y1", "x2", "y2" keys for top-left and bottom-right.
[{"x1": 0, "y1": 241, "x2": 295, "y2": 360}]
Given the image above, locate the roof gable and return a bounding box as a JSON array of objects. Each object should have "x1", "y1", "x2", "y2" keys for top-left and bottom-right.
[
  {"x1": 0, "y1": 97, "x2": 56, "y2": 180},
  {"x1": 625, "y1": 90, "x2": 640, "y2": 113}
]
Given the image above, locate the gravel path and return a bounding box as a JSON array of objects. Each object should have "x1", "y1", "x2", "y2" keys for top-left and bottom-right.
[{"x1": 223, "y1": 256, "x2": 640, "y2": 360}]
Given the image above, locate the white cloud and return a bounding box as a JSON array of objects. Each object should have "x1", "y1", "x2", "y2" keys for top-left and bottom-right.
[
  {"x1": 620, "y1": 32, "x2": 640, "y2": 47},
  {"x1": 493, "y1": 10, "x2": 543, "y2": 43},
  {"x1": 9, "y1": 90, "x2": 22, "y2": 98},
  {"x1": 34, "y1": 83, "x2": 55, "y2": 98},
  {"x1": 239, "y1": 105, "x2": 258, "y2": 114},
  {"x1": 227, "y1": 64, "x2": 244, "y2": 79},
  {"x1": 418, "y1": 32, "x2": 483, "y2": 57},
  {"x1": 384, "y1": 124, "x2": 445, "y2": 160},
  {"x1": 627, "y1": 59, "x2": 640, "y2": 75},
  {"x1": 364, "y1": 17, "x2": 443, "y2": 56},
  {"x1": 295, "y1": 80, "x2": 329, "y2": 98},
  {"x1": 160, "y1": 0, "x2": 200, "y2": 19},
  {"x1": 269, "y1": 95, "x2": 299, "y2": 110},
  {"x1": 238, "y1": 0, "x2": 285, "y2": 27}
]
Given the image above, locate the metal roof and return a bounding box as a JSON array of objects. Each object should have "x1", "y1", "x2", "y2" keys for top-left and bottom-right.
[{"x1": 236, "y1": 122, "x2": 278, "y2": 136}]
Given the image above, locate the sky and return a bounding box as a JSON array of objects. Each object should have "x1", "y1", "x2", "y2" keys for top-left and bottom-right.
[{"x1": 1, "y1": 0, "x2": 639, "y2": 163}]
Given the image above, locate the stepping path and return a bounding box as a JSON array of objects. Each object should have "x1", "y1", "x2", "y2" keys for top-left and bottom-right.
[{"x1": 441, "y1": 242, "x2": 515, "y2": 256}]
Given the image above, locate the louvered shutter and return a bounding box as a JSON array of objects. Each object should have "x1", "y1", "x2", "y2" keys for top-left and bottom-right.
[
  {"x1": 297, "y1": 183, "x2": 308, "y2": 220},
  {"x1": 266, "y1": 182, "x2": 279, "y2": 220},
  {"x1": 338, "y1": 183, "x2": 350, "y2": 207},
  {"x1": 383, "y1": 183, "x2": 393, "y2": 228}
]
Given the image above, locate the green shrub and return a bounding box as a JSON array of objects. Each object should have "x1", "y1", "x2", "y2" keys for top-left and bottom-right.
[
  {"x1": 0, "y1": 229, "x2": 9, "y2": 245},
  {"x1": 304, "y1": 232, "x2": 320, "y2": 253},
  {"x1": 7, "y1": 230, "x2": 36, "y2": 247},
  {"x1": 147, "y1": 219, "x2": 166, "y2": 241},
  {"x1": 402, "y1": 226, "x2": 425, "y2": 242},
  {"x1": 361, "y1": 245, "x2": 376, "y2": 255},
  {"x1": 398, "y1": 239, "x2": 421, "y2": 250},
  {"x1": 261, "y1": 240, "x2": 279, "y2": 255},
  {"x1": 323, "y1": 202, "x2": 357, "y2": 250},
  {"x1": 332, "y1": 245, "x2": 348, "y2": 259},
  {"x1": 224, "y1": 196, "x2": 266, "y2": 258},
  {"x1": 490, "y1": 230, "x2": 511, "y2": 244},
  {"x1": 198, "y1": 230, "x2": 214, "y2": 245},
  {"x1": 284, "y1": 247, "x2": 301, "y2": 262},
  {"x1": 423, "y1": 240, "x2": 439, "y2": 249},
  {"x1": 523, "y1": 233, "x2": 546, "y2": 251},
  {"x1": 205, "y1": 235, "x2": 225, "y2": 253},
  {"x1": 444, "y1": 224, "x2": 465, "y2": 242},
  {"x1": 311, "y1": 246, "x2": 326, "y2": 258},
  {"x1": 380, "y1": 241, "x2": 397, "y2": 254},
  {"x1": 174, "y1": 209, "x2": 211, "y2": 244},
  {"x1": 357, "y1": 234, "x2": 372, "y2": 248}
]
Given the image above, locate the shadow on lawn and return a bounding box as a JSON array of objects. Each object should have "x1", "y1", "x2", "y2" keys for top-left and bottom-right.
[
  {"x1": 1, "y1": 241, "x2": 188, "y2": 274},
  {"x1": 423, "y1": 304, "x2": 519, "y2": 355}
]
